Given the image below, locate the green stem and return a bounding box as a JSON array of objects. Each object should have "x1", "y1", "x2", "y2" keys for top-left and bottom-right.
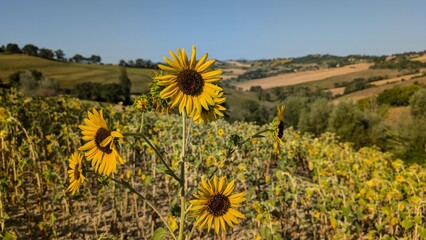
[
  {"x1": 178, "y1": 112, "x2": 186, "y2": 240},
  {"x1": 208, "y1": 128, "x2": 271, "y2": 179},
  {"x1": 122, "y1": 132, "x2": 181, "y2": 183},
  {"x1": 110, "y1": 177, "x2": 177, "y2": 240}
]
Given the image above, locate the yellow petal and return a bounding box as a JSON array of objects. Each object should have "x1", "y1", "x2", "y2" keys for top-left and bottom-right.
[
  {"x1": 214, "y1": 217, "x2": 220, "y2": 235},
  {"x1": 195, "y1": 53, "x2": 208, "y2": 69},
  {"x1": 223, "y1": 180, "x2": 235, "y2": 196},
  {"x1": 218, "y1": 177, "x2": 226, "y2": 194},
  {"x1": 189, "y1": 45, "x2": 197, "y2": 69},
  {"x1": 197, "y1": 59, "x2": 215, "y2": 73},
  {"x1": 201, "y1": 69, "x2": 222, "y2": 79}
]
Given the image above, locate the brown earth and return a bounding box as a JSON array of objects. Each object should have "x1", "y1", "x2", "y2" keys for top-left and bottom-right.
[{"x1": 234, "y1": 63, "x2": 371, "y2": 90}]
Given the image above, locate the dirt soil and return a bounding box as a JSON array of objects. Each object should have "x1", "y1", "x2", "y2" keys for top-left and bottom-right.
[{"x1": 234, "y1": 63, "x2": 371, "y2": 90}]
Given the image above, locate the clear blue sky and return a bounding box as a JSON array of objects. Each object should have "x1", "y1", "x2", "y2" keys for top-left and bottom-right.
[{"x1": 1, "y1": 0, "x2": 426, "y2": 64}]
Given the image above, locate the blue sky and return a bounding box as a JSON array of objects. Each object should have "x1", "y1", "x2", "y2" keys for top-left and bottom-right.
[{"x1": 1, "y1": 0, "x2": 426, "y2": 63}]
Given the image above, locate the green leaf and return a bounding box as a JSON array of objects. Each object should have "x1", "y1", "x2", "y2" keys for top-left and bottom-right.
[
  {"x1": 419, "y1": 227, "x2": 426, "y2": 239},
  {"x1": 414, "y1": 215, "x2": 422, "y2": 224},
  {"x1": 152, "y1": 227, "x2": 167, "y2": 240},
  {"x1": 2, "y1": 230, "x2": 17, "y2": 240},
  {"x1": 401, "y1": 219, "x2": 414, "y2": 230}
]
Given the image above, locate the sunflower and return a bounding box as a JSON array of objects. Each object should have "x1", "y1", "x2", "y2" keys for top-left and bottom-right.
[
  {"x1": 67, "y1": 152, "x2": 85, "y2": 195},
  {"x1": 190, "y1": 176, "x2": 246, "y2": 235},
  {"x1": 78, "y1": 109, "x2": 124, "y2": 176},
  {"x1": 155, "y1": 45, "x2": 223, "y2": 116},
  {"x1": 191, "y1": 91, "x2": 226, "y2": 124},
  {"x1": 271, "y1": 105, "x2": 285, "y2": 153},
  {"x1": 217, "y1": 128, "x2": 224, "y2": 137}
]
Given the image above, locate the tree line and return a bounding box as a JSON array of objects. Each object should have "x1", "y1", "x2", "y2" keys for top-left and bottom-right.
[{"x1": 0, "y1": 42, "x2": 157, "y2": 68}]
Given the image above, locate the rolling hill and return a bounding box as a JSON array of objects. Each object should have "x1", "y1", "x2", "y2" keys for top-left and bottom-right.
[{"x1": 0, "y1": 54, "x2": 153, "y2": 93}]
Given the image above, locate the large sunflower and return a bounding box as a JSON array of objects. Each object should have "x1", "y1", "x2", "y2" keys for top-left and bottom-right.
[
  {"x1": 67, "y1": 152, "x2": 85, "y2": 195},
  {"x1": 155, "y1": 45, "x2": 223, "y2": 116},
  {"x1": 190, "y1": 176, "x2": 246, "y2": 235},
  {"x1": 78, "y1": 109, "x2": 124, "y2": 176}
]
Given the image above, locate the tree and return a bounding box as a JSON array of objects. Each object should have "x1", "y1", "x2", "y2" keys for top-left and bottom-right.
[
  {"x1": 298, "y1": 98, "x2": 332, "y2": 136},
  {"x1": 119, "y1": 67, "x2": 132, "y2": 105},
  {"x1": 22, "y1": 44, "x2": 39, "y2": 56},
  {"x1": 55, "y1": 49, "x2": 65, "y2": 60},
  {"x1": 283, "y1": 96, "x2": 308, "y2": 129},
  {"x1": 89, "y1": 55, "x2": 101, "y2": 64},
  {"x1": 38, "y1": 48, "x2": 54, "y2": 59},
  {"x1": 410, "y1": 88, "x2": 426, "y2": 119},
  {"x1": 119, "y1": 59, "x2": 127, "y2": 66},
  {"x1": 72, "y1": 54, "x2": 85, "y2": 63},
  {"x1": 0, "y1": 45, "x2": 4, "y2": 53},
  {"x1": 5, "y1": 43, "x2": 20, "y2": 53}
]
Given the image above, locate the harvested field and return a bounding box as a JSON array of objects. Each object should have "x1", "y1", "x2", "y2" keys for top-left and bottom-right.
[
  {"x1": 370, "y1": 73, "x2": 422, "y2": 86},
  {"x1": 234, "y1": 63, "x2": 371, "y2": 90}
]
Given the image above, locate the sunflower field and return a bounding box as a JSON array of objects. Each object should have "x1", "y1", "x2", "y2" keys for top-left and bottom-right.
[
  {"x1": 1, "y1": 87, "x2": 426, "y2": 240},
  {"x1": 1, "y1": 45, "x2": 426, "y2": 240}
]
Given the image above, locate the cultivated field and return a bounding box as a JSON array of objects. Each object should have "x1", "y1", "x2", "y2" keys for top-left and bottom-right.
[
  {"x1": 334, "y1": 75, "x2": 426, "y2": 103},
  {"x1": 412, "y1": 54, "x2": 426, "y2": 62},
  {"x1": 234, "y1": 63, "x2": 371, "y2": 90}
]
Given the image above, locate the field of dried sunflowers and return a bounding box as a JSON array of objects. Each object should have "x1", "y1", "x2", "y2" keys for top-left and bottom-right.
[{"x1": 1, "y1": 46, "x2": 426, "y2": 240}]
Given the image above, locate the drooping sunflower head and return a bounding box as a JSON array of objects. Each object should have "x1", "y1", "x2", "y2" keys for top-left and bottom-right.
[
  {"x1": 134, "y1": 95, "x2": 152, "y2": 112},
  {"x1": 190, "y1": 176, "x2": 246, "y2": 235},
  {"x1": 191, "y1": 91, "x2": 227, "y2": 124},
  {"x1": 67, "y1": 152, "x2": 85, "y2": 195},
  {"x1": 149, "y1": 73, "x2": 172, "y2": 113},
  {"x1": 155, "y1": 45, "x2": 224, "y2": 117},
  {"x1": 271, "y1": 104, "x2": 285, "y2": 153},
  {"x1": 78, "y1": 109, "x2": 124, "y2": 176}
]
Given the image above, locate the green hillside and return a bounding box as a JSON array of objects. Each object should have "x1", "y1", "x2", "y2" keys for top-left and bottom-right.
[{"x1": 0, "y1": 54, "x2": 153, "y2": 93}]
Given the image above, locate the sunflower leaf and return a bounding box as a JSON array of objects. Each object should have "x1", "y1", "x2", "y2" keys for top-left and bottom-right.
[{"x1": 152, "y1": 227, "x2": 167, "y2": 240}]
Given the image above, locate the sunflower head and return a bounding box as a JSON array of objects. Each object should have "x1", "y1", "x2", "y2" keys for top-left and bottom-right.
[
  {"x1": 217, "y1": 128, "x2": 224, "y2": 137},
  {"x1": 191, "y1": 91, "x2": 226, "y2": 124},
  {"x1": 134, "y1": 95, "x2": 152, "y2": 112},
  {"x1": 155, "y1": 45, "x2": 224, "y2": 118},
  {"x1": 78, "y1": 109, "x2": 124, "y2": 176},
  {"x1": 190, "y1": 176, "x2": 246, "y2": 235},
  {"x1": 67, "y1": 152, "x2": 85, "y2": 195}
]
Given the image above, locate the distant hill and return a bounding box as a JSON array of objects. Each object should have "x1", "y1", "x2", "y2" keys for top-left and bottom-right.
[{"x1": 0, "y1": 54, "x2": 153, "y2": 93}]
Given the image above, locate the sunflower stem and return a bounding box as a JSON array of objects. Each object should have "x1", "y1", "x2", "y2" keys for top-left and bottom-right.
[
  {"x1": 110, "y1": 177, "x2": 178, "y2": 240},
  {"x1": 122, "y1": 132, "x2": 181, "y2": 183},
  {"x1": 208, "y1": 128, "x2": 272, "y2": 179},
  {"x1": 178, "y1": 111, "x2": 186, "y2": 240}
]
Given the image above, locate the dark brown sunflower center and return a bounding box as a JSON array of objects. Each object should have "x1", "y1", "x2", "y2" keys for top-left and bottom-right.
[
  {"x1": 74, "y1": 163, "x2": 81, "y2": 180},
  {"x1": 277, "y1": 120, "x2": 284, "y2": 139},
  {"x1": 207, "y1": 194, "x2": 230, "y2": 217},
  {"x1": 176, "y1": 69, "x2": 204, "y2": 96},
  {"x1": 95, "y1": 127, "x2": 112, "y2": 154}
]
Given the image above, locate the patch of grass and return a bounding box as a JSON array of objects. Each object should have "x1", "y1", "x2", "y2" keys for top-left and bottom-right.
[{"x1": 0, "y1": 54, "x2": 153, "y2": 93}]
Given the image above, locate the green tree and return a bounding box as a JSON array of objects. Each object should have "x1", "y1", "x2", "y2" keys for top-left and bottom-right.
[
  {"x1": 5, "y1": 43, "x2": 20, "y2": 53},
  {"x1": 119, "y1": 67, "x2": 132, "y2": 105},
  {"x1": 241, "y1": 100, "x2": 271, "y2": 124},
  {"x1": 410, "y1": 88, "x2": 426, "y2": 119},
  {"x1": 283, "y1": 96, "x2": 308, "y2": 129},
  {"x1": 72, "y1": 54, "x2": 85, "y2": 63},
  {"x1": 38, "y1": 48, "x2": 54, "y2": 59},
  {"x1": 55, "y1": 49, "x2": 65, "y2": 60},
  {"x1": 298, "y1": 98, "x2": 332, "y2": 136},
  {"x1": 22, "y1": 44, "x2": 39, "y2": 56}
]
